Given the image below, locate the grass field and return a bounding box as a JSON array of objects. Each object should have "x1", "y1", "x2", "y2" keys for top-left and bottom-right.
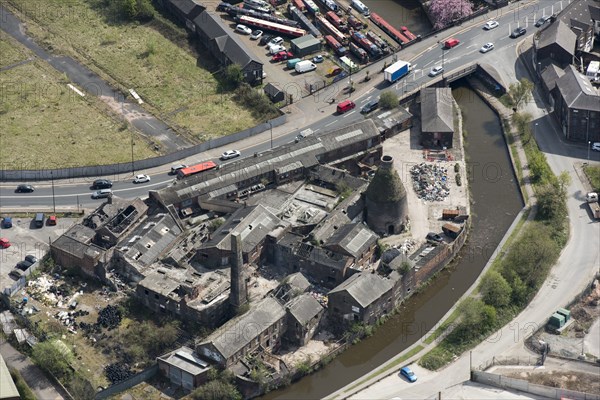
[
  {"x1": 0, "y1": 32, "x2": 157, "y2": 168},
  {"x1": 6, "y1": 0, "x2": 258, "y2": 139}
]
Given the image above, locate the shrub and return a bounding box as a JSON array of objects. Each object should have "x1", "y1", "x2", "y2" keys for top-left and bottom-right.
[
  {"x1": 379, "y1": 91, "x2": 398, "y2": 109},
  {"x1": 455, "y1": 174, "x2": 462, "y2": 186}
]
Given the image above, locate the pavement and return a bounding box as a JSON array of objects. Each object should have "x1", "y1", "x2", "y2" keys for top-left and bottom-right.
[{"x1": 0, "y1": 338, "x2": 66, "y2": 400}]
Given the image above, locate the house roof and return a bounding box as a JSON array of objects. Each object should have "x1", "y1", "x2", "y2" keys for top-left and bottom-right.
[
  {"x1": 420, "y1": 87, "x2": 454, "y2": 133},
  {"x1": 169, "y1": 0, "x2": 206, "y2": 19},
  {"x1": 559, "y1": 0, "x2": 595, "y2": 27},
  {"x1": 285, "y1": 272, "x2": 311, "y2": 293},
  {"x1": 199, "y1": 297, "x2": 285, "y2": 360},
  {"x1": 556, "y1": 65, "x2": 600, "y2": 111},
  {"x1": 264, "y1": 83, "x2": 284, "y2": 97},
  {"x1": 328, "y1": 272, "x2": 394, "y2": 308},
  {"x1": 291, "y1": 34, "x2": 320, "y2": 49},
  {"x1": 201, "y1": 205, "x2": 282, "y2": 254},
  {"x1": 286, "y1": 293, "x2": 323, "y2": 325},
  {"x1": 151, "y1": 120, "x2": 380, "y2": 207},
  {"x1": 324, "y1": 223, "x2": 378, "y2": 258},
  {"x1": 537, "y1": 20, "x2": 576, "y2": 56},
  {"x1": 193, "y1": 11, "x2": 262, "y2": 70},
  {"x1": 541, "y1": 63, "x2": 565, "y2": 92},
  {"x1": 158, "y1": 346, "x2": 210, "y2": 376}
]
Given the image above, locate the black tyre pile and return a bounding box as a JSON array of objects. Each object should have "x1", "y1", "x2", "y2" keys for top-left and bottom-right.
[
  {"x1": 79, "y1": 305, "x2": 122, "y2": 333},
  {"x1": 104, "y1": 363, "x2": 133, "y2": 384}
]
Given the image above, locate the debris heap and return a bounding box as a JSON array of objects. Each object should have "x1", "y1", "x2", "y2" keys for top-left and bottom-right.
[{"x1": 410, "y1": 163, "x2": 450, "y2": 201}]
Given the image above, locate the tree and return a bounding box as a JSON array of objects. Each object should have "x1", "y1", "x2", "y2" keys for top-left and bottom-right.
[
  {"x1": 506, "y1": 78, "x2": 534, "y2": 110},
  {"x1": 224, "y1": 64, "x2": 244, "y2": 89},
  {"x1": 32, "y1": 341, "x2": 73, "y2": 379},
  {"x1": 191, "y1": 380, "x2": 242, "y2": 400},
  {"x1": 379, "y1": 90, "x2": 398, "y2": 110},
  {"x1": 428, "y1": 0, "x2": 474, "y2": 29},
  {"x1": 69, "y1": 376, "x2": 96, "y2": 400},
  {"x1": 479, "y1": 270, "x2": 512, "y2": 308}
]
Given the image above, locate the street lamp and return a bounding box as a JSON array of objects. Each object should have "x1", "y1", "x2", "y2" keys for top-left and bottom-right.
[
  {"x1": 50, "y1": 171, "x2": 56, "y2": 214},
  {"x1": 269, "y1": 120, "x2": 273, "y2": 149},
  {"x1": 586, "y1": 116, "x2": 590, "y2": 162}
]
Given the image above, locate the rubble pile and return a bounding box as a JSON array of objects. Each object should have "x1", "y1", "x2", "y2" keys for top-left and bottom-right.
[
  {"x1": 410, "y1": 163, "x2": 450, "y2": 201},
  {"x1": 105, "y1": 363, "x2": 133, "y2": 384},
  {"x1": 395, "y1": 239, "x2": 416, "y2": 254}
]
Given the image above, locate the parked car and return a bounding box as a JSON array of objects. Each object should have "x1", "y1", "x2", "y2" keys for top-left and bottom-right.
[
  {"x1": 48, "y1": 215, "x2": 57, "y2": 226},
  {"x1": 220, "y1": 150, "x2": 241, "y2": 160},
  {"x1": 91, "y1": 189, "x2": 113, "y2": 199},
  {"x1": 400, "y1": 367, "x2": 417, "y2": 382},
  {"x1": 426, "y1": 232, "x2": 443, "y2": 243},
  {"x1": 592, "y1": 142, "x2": 600, "y2": 151},
  {"x1": 250, "y1": 30, "x2": 263, "y2": 40},
  {"x1": 15, "y1": 184, "x2": 34, "y2": 193},
  {"x1": 133, "y1": 174, "x2": 151, "y2": 184},
  {"x1": 2, "y1": 217, "x2": 12, "y2": 228},
  {"x1": 259, "y1": 34, "x2": 273, "y2": 46},
  {"x1": 510, "y1": 26, "x2": 526, "y2": 38},
  {"x1": 312, "y1": 55, "x2": 324, "y2": 63},
  {"x1": 34, "y1": 213, "x2": 44, "y2": 228},
  {"x1": 483, "y1": 20, "x2": 499, "y2": 30},
  {"x1": 92, "y1": 179, "x2": 112, "y2": 189},
  {"x1": 268, "y1": 44, "x2": 286, "y2": 55},
  {"x1": 336, "y1": 100, "x2": 355, "y2": 114},
  {"x1": 16, "y1": 260, "x2": 33, "y2": 271},
  {"x1": 25, "y1": 255, "x2": 38, "y2": 264},
  {"x1": 429, "y1": 65, "x2": 444, "y2": 77},
  {"x1": 0, "y1": 238, "x2": 11, "y2": 248},
  {"x1": 236, "y1": 24, "x2": 252, "y2": 35},
  {"x1": 480, "y1": 42, "x2": 494, "y2": 53},
  {"x1": 328, "y1": 66, "x2": 343, "y2": 76},
  {"x1": 269, "y1": 36, "x2": 284, "y2": 46},
  {"x1": 272, "y1": 51, "x2": 293, "y2": 62},
  {"x1": 361, "y1": 98, "x2": 379, "y2": 114},
  {"x1": 535, "y1": 15, "x2": 552, "y2": 27}
]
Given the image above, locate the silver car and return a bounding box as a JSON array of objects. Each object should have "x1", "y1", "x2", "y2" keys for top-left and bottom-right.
[
  {"x1": 429, "y1": 65, "x2": 444, "y2": 77},
  {"x1": 480, "y1": 43, "x2": 494, "y2": 53}
]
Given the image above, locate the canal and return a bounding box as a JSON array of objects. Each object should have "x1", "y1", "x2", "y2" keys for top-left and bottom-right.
[
  {"x1": 262, "y1": 85, "x2": 524, "y2": 400},
  {"x1": 363, "y1": 0, "x2": 433, "y2": 36}
]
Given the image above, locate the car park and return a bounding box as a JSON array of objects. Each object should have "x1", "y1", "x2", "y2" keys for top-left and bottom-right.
[
  {"x1": 400, "y1": 367, "x2": 417, "y2": 382},
  {"x1": 269, "y1": 36, "x2": 284, "y2": 46},
  {"x1": 313, "y1": 55, "x2": 324, "y2": 63},
  {"x1": 483, "y1": 20, "x2": 499, "y2": 30},
  {"x1": 92, "y1": 179, "x2": 113, "y2": 189},
  {"x1": 16, "y1": 184, "x2": 34, "y2": 193},
  {"x1": 361, "y1": 98, "x2": 379, "y2": 114},
  {"x1": 535, "y1": 15, "x2": 552, "y2": 27},
  {"x1": 480, "y1": 42, "x2": 494, "y2": 53},
  {"x1": 510, "y1": 26, "x2": 526, "y2": 38},
  {"x1": 2, "y1": 217, "x2": 12, "y2": 228},
  {"x1": 592, "y1": 142, "x2": 600, "y2": 151},
  {"x1": 236, "y1": 24, "x2": 252, "y2": 35},
  {"x1": 426, "y1": 232, "x2": 443, "y2": 243},
  {"x1": 92, "y1": 189, "x2": 113, "y2": 199},
  {"x1": 133, "y1": 174, "x2": 151, "y2": 184},
  {"x1": 259, "y1": 34, "x2": 273, "y2": 45},
  {"x1": 250, "y1": 30, "x2": 263, "y2": 40},
  {"x1": 336, "y1": 100, "x2": 356, "y2": 114},
  {"x1": 272, "y1": 51, "x2": 293, "y2": 62},
  {"x1": 220, "y1": 150, "x2": 241, "y2": 160},
  {"x1": 429, "y1": 65, "x2": 444, "y2": 77},
  {"x1": 0, "y1": 238, "x2": 11, "y2": 248}
]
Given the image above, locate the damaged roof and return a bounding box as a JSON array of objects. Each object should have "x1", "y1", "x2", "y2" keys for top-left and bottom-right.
[
  {"x1": 324, "y1": 223, "x2": 378, "y2": 258},
  {"x1": 329, "y1": 272, "x2": 394, "y2": 308},
  {"x1": 286, "y1": 293, "x2": 323, "y2": 325}
]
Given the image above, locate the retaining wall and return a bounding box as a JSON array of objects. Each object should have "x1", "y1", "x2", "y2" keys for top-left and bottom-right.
[{"x1": 95, "y1": 365, "x2": 159, "y2": 400}]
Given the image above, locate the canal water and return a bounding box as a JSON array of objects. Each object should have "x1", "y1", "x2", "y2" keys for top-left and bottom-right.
[
  {"x1": 262, "y1": 85, "x2": 524, "y2": 400},
  {"x1": 362, "y1": 0, "x2": 433, "y2": 36}
]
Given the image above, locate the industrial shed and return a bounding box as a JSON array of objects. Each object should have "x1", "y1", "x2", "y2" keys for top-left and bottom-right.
[
  {"x1": 290, "y1": 34, "x2": 322, "y2": 57},
  {"x1": 264, "y1": 83, "x2": 286, "y2": 103}
]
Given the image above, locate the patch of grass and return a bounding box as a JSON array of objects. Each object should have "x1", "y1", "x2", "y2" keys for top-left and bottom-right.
[
  {"x1": 423, "y1": 311, "x2": 459, "y2": 345},
  {"x1": 7, "y1": 0, "x2": 259, "y2": 137},
  {"x1": 0, "y1": 35, "x2": 157, "y2": 168},
  {"x1": 0, "y1": 31, "x2": 29, "y2": 67},
  {"x1": 583, "y1": 165, "x2": 600, "y2": 192}
]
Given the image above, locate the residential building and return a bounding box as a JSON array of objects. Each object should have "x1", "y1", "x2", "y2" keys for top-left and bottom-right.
[{"x1": 535, "y1": 21, "x2": 576, "y2": 69}]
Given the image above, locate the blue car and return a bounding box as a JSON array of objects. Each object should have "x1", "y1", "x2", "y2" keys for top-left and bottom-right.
[
  {"x1": 400, "y1": 366, "x2": 417, "y2": 382},
  {"x1": 2, "y1": 217, "x2": 12, "y2": 228}
]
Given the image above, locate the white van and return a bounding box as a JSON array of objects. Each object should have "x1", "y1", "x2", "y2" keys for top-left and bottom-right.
[
  {"x1": 351, "y1": 0, "x2": 370, "y2": 16},
  {"x1": 295, "y1": 60, "x2": 317, "y2": 73},
  {"x1": 295, "y1": 128, "x2": 313, "y2": 142}
]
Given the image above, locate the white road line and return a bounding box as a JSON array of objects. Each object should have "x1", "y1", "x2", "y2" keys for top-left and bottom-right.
[
  {"x1": 325, "y1": 121, "x2": 336, "y2": 127},
  {"x1": 146, "y1": 121, "x2": 156, "y2": 129},
  {"x1": 342, "y1": 111, "x2": 356, "y2": 118},
  {"x1": 360, "y1": 96, "x2": 372, "y2": 103},
  {"x1": 312, "y1": 128, "x2": 320, "y2": 133},
  {"x1": 423, "y1": 60, "x2": 434, "y2": 68},
  {"x1": 365, "y1": 88, "x2": 374, "y2": 95},
  {"x1": 0, "y1": 182, "x2": 169, "y2": 199}
]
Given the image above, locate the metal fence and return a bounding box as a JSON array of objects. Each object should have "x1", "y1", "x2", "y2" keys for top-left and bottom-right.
[
  {"x1": 0, "y1": 115, "x2": 286, "y2": 181},
  {"x1": 2, "y1": 261, "x2": 42, "y2": 297}
]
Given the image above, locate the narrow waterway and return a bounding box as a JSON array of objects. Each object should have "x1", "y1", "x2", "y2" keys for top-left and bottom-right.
[
  {"x1": 262, "y1": 85, "x2": 524, "y2": 400},
  {"x1": 362, "y1": 0, "x2": 432, "y2": 36}
]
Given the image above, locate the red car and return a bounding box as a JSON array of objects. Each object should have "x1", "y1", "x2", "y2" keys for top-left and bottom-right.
[
  {"x1": 0, "y1": 238, "x2": 11, "y2": 248},
  {"x1": 272, "y1": 51, "x2": 293, "y2": 62},
  {"x1": 48, "y1": 215, "x2": 57, "y2": 225}
]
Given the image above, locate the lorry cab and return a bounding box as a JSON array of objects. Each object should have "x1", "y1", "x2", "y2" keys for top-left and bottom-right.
[{"x1": 444, "y1": 38, "x2": 460, "y2": 49}]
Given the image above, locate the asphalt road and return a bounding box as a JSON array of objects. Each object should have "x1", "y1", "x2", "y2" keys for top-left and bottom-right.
[{"x1": 5, "y1": 0, "x2": 595, "y2": 210}]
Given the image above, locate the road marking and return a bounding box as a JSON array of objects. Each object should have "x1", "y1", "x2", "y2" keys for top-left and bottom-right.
[
  {"x1": 146, "y1": 121, "x2": 156, "y2": 129},
  {"x1": 360, "y1": 96, "x2": 372, "y2": 103},
  {"x1": 312, "y1": 128, "x2": 320, "y2": 133},
  {"x1": 67, "y1": 84, "x2": 85, "y2": 97},
  {"x1": 365, "y1": 88, "x2": 374, "y2": 95},
  {"x1": 0, "y1": 181, "x2": 170, "y2": 199},
  {"x1": 423, "y1": 60, "x2": 434, "y2": 68},
  {"x1": 325, "y1": 121, "x2": 336, "y2": 127},
  {"x1": 342, "y1": 111, "x2": 356, "y2": 118}
]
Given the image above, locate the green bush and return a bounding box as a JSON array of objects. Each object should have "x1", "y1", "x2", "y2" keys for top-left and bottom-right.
[
  {"x1": 454, "y1": 163, "x2": 460, "y2": 173},
  {"x1": 455, "y1": 174, "x2": 462, "y2": 186},
  {"x1": 32, "y1": 340, "x2": 73, "y2": 380},
  {"x1": 379, "y1": 91, "x2": 398, "y2": 110},
  {"x1": 191, "y1": 380, "x2": 242, "y2": 400},
  {"x1": 418, "y1": 347, "x2": 453, "y2": 370}
]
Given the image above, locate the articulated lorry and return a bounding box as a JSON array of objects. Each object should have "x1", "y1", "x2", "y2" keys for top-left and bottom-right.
[
  {"x1": 384, "y1": 60, "x2": 411, "y2": 83},
  {"x1": 586, "y1": 192, "x2": 600, "y2": 220}
]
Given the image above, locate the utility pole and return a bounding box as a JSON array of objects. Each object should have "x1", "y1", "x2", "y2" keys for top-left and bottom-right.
[
  {"x1": 51, "y1": 171, "x2": 56, "y2": 214},
  {"x1": 586, "y1": 116, "x2": 590, "y2": 163},
  {"x1": 269, "y1": 120, "x2": 273, "y2": 149}
]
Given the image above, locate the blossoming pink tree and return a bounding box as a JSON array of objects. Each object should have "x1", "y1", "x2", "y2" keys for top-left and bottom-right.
[{"x1": 429, "y1": 0, "x2": 474, "y2": 29}]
